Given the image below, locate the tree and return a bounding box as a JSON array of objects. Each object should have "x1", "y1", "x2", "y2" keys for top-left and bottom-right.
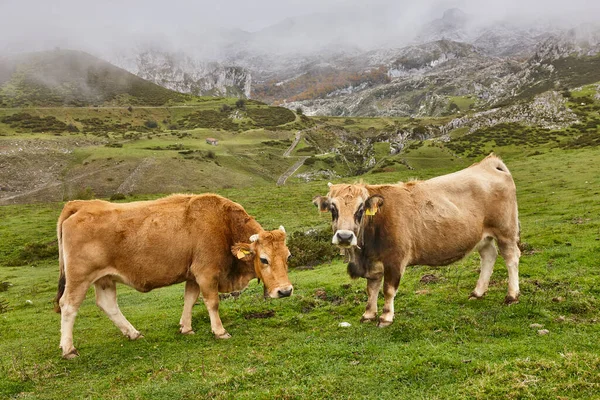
[
  {"x1": 296, "y1": 107, "x2": 304, "y2": 115},
  {"x1": 235, "y1": 99, "x2": 246, "y2": 109}
]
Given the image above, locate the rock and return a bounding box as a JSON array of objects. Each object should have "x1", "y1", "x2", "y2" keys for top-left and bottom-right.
[
  {"x1": 529, "y1": 323, "x2": 543, "y2": 328},
  {"x1": 538, "y1": 329, "x2": 550, "y2": 335},
  {"x1": 339, "y1": 322, "x2": 351, "y2": 328}
]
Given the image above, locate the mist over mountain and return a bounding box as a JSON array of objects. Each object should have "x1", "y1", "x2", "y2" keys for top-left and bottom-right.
[{"x1": 1, "y1": 0, "x2": 600, "y2": 113}]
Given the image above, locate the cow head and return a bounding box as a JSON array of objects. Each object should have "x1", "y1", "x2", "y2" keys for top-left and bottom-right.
[
  {"x1": 313, "y1": 182, "x2": 384, "y2": 248},
  {"x1": 231, "y1": 226, "x2": 293, "y2": 298}
]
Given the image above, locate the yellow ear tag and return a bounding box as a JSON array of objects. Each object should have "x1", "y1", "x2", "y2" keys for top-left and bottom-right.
[
  {"x1": 237, "y1": 250, "x2": 249, "y2": 259},
  {"x1": 365, "y1": 206, "x2": 378, "y2": 216}
]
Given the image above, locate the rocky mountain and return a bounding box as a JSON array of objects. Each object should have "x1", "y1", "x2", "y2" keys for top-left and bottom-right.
[{"x1": 110, "y1": 49, "x2": 252, "y2": 98}]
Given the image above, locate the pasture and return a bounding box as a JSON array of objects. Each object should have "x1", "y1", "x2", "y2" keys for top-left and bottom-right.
[{"x1": 1, "y1": 146, "x2": 600, "y2": 399}]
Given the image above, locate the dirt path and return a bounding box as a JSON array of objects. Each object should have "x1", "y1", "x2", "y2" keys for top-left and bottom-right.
[
  {"x1": 116, "y1": 158, "x2": 155, "y2": 194},
  {"x1": 276, "y1": 130, "x2": 309, "y2": 185},
  {"x1": 283, "y1": 131, "x2": 302, "y2": 157},
  {"x1": 277, "y1": 156, "x2": 310, "y2": 186},
  {"x1": 0, "y1": 164, "x2": 125, "y2": 205}
]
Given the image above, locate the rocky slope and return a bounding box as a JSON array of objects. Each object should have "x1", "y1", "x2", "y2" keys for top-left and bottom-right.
[{"x1": 111, "y1": 49, "x2": 252, "y2": 98}]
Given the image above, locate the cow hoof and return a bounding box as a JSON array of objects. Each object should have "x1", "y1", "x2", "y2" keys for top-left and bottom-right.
[
  {"x1": 377, "y1": 319, "x2": 393, "y2": 328},
  {"x1": 62, "y1": 348, "x2": 79, "y2": 360},
  {"x1": 469, "y1": 291, "x2": 484, "y2": 300},
  {"x1": 215, "y1": 332, "x2": 232, "y2": 339},
  {"x1": 360, "y1": 315, "x2": 377, "y2": 323},
  {"x1": 129, "y1": 331, "x2": 144, "y2": 340},
  {"x1": 504, "y1": 295, "x2": 519, "y2": 305},
  {"x1": 180, "y1": 329, "x2": 195, "y2": 335}
]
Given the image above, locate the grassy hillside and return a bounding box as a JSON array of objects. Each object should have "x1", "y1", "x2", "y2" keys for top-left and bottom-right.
[
  {"x1": 0, "y1": 50, "x2": 198, "y2": 107},
  {"x1": 1, "y1": 144, "x2": 599, "y2": 399}
]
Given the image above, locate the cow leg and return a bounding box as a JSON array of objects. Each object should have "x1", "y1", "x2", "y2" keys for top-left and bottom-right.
[
  {"x1": 378, "y1": 265, "x2": 403, "y2": 328},
  {"x1": 470, "y1": 237, "x2": 498, "y2": 299},
  {"x1": 94, "y1": 277, "x2": 142, "y2": 340},
  {"x1": 59, "y1": 278, "x2": 90, "y2": 359},
  {"x1": 498, "y1": 240, "x2": 521, "y2": 304},
  {"x1": 360, "y1": 277, "x2": 382, "y2": 322},
  {"x1": 198, "y1": 278, "x2": 230, "y2": 339},
  {"x1": 179, "y1": 280, "x2": 200, "y2": 335}
]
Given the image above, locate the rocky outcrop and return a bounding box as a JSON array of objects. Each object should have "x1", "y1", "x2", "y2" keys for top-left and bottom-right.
[{"x1": 112, "y1": 50, "x2": 252, "y2": 98}]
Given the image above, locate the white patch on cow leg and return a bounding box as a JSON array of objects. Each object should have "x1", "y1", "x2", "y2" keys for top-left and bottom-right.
[
  {"x1": 179, "y1": 280, "x2": 200, "y2": 335},
  {"x1": 361, "y1": 277, "x2": 382, "y2": 322},
  {"x1": 59, "y1": 283, "x2": 89, "y2": 359},
  {"x1": 470, "y1": 237, "x2": 498, "y2": 299},
  {"x1": 200, "y1": 284, "x2": 230, "y2": 339},
  {"x1": 378, "y1": 269, "x2": 402, "y2": 328},
  {"x1": 499, "y1": 241, "x2": 521, "y2": 304},
  {"x1": 94, "y1": 280, "x2": 141, "y2": 340}
]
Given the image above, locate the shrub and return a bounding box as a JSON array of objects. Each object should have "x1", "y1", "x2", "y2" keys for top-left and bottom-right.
[
  {"x1": 7, "y1": 241, "x2": 58, "y2": 266},
  {"x1": 0, "y1": 281, "x2": 12, "y2": 292},
  {"x1": 110, "y1": 193, "x2": 126, "y2": 201},
  {"x1": 144, "y1": 120, "x2": 158, "y2": 129},
  {"x1": 296, "y1": 107, "x2": 304, "y2": 115},
  {"x1": 127, "y1": 106, "x2": 133, "y2": 112},
  {"x1": 66, "y1": 123, "x2": 79, "y2": 132},
  {"x1": 221, "y1": 104, "x2": 232, "y2": 113},
  {"x1": 287, "y1": 228, "x2": 339, "y2": 269},
  {"x1": 0, "y1": 299, "x2": 8, "y2": 314},
  {"x1": 235, "y1": 99, "x2": 246, "y2": 109},
  {"x1": 74, "y1": 187, "x2": 95, "y2": 200}
]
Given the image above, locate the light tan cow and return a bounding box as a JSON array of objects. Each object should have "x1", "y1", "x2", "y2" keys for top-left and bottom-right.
[
  {"x1": 54, "y1": 194, "x2": 293, "y2": 359},
  {"x1": 313, "y1": 154, "x2": 520, "y2": 327}
]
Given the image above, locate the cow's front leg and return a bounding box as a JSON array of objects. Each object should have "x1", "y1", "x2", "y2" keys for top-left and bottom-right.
[
  {"x1": 378, "y1": 265, "x2": 403, "y2": 328},
  {"x1": 198, "y1": 278, "x2": 230, "y2": 339},
  {"x1": 361, "y1": 277, "x2": 382, "y2": 323},
  {"x1": 179, "y1": 280, "x2": 200, "y2": 335}
]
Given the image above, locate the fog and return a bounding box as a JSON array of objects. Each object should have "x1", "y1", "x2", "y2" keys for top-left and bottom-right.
[{"x1": 1, "y1": 0, "x2": 599, "y2": 59}]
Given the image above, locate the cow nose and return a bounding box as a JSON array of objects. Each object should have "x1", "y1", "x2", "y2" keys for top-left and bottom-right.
[
  {"x1": 337, "y1": 231, "x2": 353, "y2": 242},
  {"x1": 277, "y1": 287, "x2": 293, "y2": 298}
]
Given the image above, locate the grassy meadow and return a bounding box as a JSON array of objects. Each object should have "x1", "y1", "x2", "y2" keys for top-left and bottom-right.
[{"x1": 1, "y1": 142, "x2": 600, "y2": 398}]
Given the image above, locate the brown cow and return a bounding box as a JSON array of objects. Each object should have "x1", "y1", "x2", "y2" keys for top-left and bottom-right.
[
  {"x1": 313, "y1": 154, "x2": 520, "y2": 327},
  {"x1": 54, "y1": 194, "x2": 293, "y2": 359}
]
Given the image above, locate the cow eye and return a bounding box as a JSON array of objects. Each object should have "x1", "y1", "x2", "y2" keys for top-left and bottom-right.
[
  {"x1": 330, "y1": 205, "x2": 338, "y2": 221},
  {"x1": 260, "y1": 257, "x2": 269, "y2": 265},
  {"x1": 355, "y1": 207, "x2": 364, "y2": 221}
]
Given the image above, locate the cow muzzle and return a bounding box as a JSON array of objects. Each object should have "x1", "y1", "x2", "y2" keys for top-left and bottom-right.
[
  {"x1": 332, "y1": 230, "x2": 358, "y2": 247},
  {"x1": 270, "y1": 285, "x2": 294, "y2": 299}
]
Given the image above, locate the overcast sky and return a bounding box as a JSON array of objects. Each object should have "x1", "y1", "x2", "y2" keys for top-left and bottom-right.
[{"x1": 0, "y1": 0, "x2": 598, "y2": 56}]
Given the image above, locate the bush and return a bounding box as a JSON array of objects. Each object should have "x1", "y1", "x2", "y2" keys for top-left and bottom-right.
[
  {"x1": 296, "y1": 107, "x2": 304, "y2": 115},
  {"x1": 221, "y1": 104, "x2": 232, "y2": 113},
  {"x1": 66, "y1": 123, "x2": 79, "y2": 132},
  {"x1": 110, "y1": 193, "x2": 126, "y2": 201},
  {"x1": 287, "y1": 228, "x2": 339, "y2": 269},
  {"x1": 144, "y1": 120, "x2": 158, "y2": 129},
  {"x1": 7, "y1": 241, "x2": 58, "y2": 266},
  {"x1": 235, "y1": 99, "x2": 246, "y2": 109},
  {"x1": 74, "y1": 187, "x2": 95, "y2": 200}
]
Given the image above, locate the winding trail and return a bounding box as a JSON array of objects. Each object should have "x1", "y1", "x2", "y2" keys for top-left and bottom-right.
[{"x1": 276, "y1": 130, "x2": 308, "y2": 186}]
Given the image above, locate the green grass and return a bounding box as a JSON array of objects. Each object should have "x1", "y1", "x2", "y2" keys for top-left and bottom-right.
[{"x1": 1, "y1": 145, "x2": 600, "y2": 398}]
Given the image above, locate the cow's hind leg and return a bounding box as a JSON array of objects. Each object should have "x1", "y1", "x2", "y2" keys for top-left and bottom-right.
[
  {"x1": 498, "y1": 240, "x2": 521, "y2": 304},
  {"x1": 179, "y1": 280, "x2": 200, "y2": 335},
  {"x1": 470, "y1": 237, "x2": 498, "y2": 300},
  {"x1": 378, "y1": 264, "x2": 404, "y2": 328},
  {"x1": 59, "y1": 278, "x2": 90, "y2": 359},
  {"x1": 94, "y1": 277, "x2": 142, "y2": 340}
]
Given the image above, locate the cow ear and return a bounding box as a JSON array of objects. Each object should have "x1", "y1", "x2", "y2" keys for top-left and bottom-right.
[
  {"x1": 365, "y1": 195, "x2": 384, "y2": 216},
  {"x1": 231, "y1": 243, "x2": 254, "y2": 261},
  {"x1": 312, "y1": 196, "x2": 330, "y2": 212}
]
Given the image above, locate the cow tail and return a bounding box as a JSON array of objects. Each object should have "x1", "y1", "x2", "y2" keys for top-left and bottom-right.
[{"x1": 54, "y1": 205, "x2": 76, "y2": 313}]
